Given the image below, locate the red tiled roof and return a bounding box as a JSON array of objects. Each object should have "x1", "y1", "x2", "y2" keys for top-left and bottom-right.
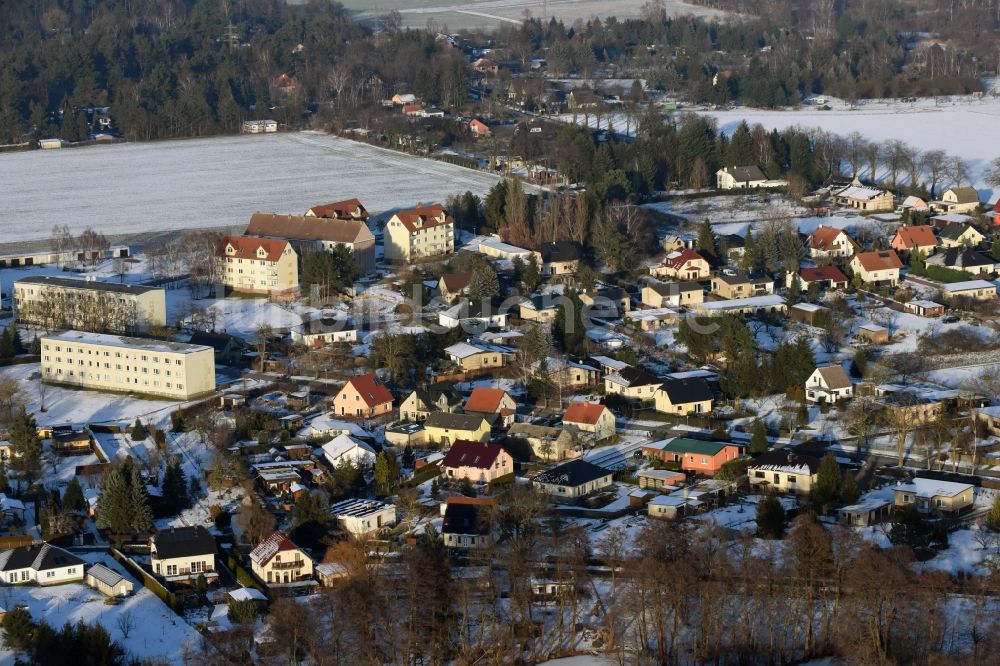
[
  {"x1": 307, "y1": 198, "x2": 368, "y2": 220},
  {"x1": 663, "y1": 249, "x2": 706, "y2": 270},
  {"x1": 343, "y1": 372, "x2": 393, "y2": 408},
  {"x1": 854, "y1": 250, "x2": 903, "y2": 272},
  {"x1": 441, "y1": 440, "x2": 504, "y2": 470},
  {"x1": 470, "y1": 119, "x2": 490, "y2": 134},
  {"x1": 249, "y1": 531, "x2": 299, "y2": 567},
  {"x1": 563, "y1": 401, "x2": 609, "y2": 425},
  {"x1": 893, "y1": 225, "x2": 937, "y2": 249},
  {"x1": 440, "y1": 272, "x2": 473, "y2": 293},
  {"x1": 808, "y1": 226, "x2": 856, "y2": 251},
  {"x1": 799, "y1": 266, "x2": 848, "y2": 283},
  {"x1": 391, "y1": 204, "x2": 453, "y2": 233},
  {"x1": 217, "y1": 235, "x2": 290, "y2": 262},
  {"x1": 464, "y1": 387, "x2": 510, "y2": 414}
]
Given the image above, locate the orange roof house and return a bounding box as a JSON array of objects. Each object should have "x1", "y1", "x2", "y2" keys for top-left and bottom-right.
[
  {"x1": 562, "y1": 401, "x2": 616, "y2": 442},
  {"x1": 216, "y1": 235, "x2": 291, "y2": 262},
  {"x1": 807, "y1": 226, "x2": 859, "y2": 258},
  {"x1": 305, "y1": 198, "x2": 369, "y2": 221},
  {"x1": 333, "y1": 372, "x2": 393, "y2": 419},
  {"x1": 890, "y1": 225, "x2": 937, "y2": 254},
  {"x1": 464, "y1": 388, "x2": 516, "y2": 425},
  {"x1": 849, "y1": 250, "x2": 904, "y2": 287},
  {"x1": 650, "y1": 249, "x2": 711, "y2": 281},
  {"x1": 384, "y1": 203, "x2": 456, "y2": 262},
  {"x1": 469, "y1": 119, "x2": 491, "y2": 137},
  {"x1": 403, "y1": 102, "x2": 424, "y2": 116}
]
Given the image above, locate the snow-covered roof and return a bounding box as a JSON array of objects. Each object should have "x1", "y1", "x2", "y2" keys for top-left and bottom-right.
[
  {"x1": 589, "y1": 355, "x2": 631, "y2": 371},
  {"x1": 695, "y1": 294, "x2": 784, "y2": 310},
  {"x1": 896, "y1": 477, "x2": 973, "y2": 499},
  {"x1": 477, "y1": 236, "x2": 534, "y2": 256},
  {"x1": 907, "y1": 299, "x2": 942, "y2": 309},
  {"x1": 321, "y1": 434, "x2": 375, "y2": 462},
  {"x1": 941, "y1": 279, "x2": 996, "y2": 293},
  {"x1": 42, "y1": 330, "x2": 211, "y2": 355},
  {"x1": 229, "y1": 587, "x2": 268, "y2": 602},
  {"x1": 649, "y1": 495, "x2": 687, "y2": 507}
]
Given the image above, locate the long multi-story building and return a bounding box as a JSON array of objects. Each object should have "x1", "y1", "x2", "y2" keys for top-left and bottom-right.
[
  {"x1": 41, "y1": 331, "x2": 216, "y2": 400},
  {"x1": 13, "y1": 276, "x2": 167, "y2": 334},
  {"x1": 246, "y1": 212, "x2": 376, "y2": 274},
  {"x1": 215, "y1": 235, "x2": 299, "y2": 296},
  {"x1": 384, "y1": 204, "x2": 455, "y2": 263}
]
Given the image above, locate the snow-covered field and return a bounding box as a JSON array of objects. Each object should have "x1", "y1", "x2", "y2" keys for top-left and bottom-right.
[{"x1": 0, "y1": 131, "x2": 502, "y2": 244}]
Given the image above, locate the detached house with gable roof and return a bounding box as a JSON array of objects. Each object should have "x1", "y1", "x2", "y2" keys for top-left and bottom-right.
[
  {"x1": 305, "y1": 198, "x2": 370, "y2": 221},
  {"x1": 787, "y1": 266, "x2": 849, "y2": 291},
  {"x1": 650, "y1": 249, "x2": 711, "y2": 281},
  {"x1": 425, "y1": 412, "x2": 491, "y2": 446},
  {"x1": 832, "y1": 182, "x2": 894, "y2": 212},
  {"x1": 333, "y1": 372, "x2": 394, "y2": 418},
  {"x1": 748, "y1": 450, "x2": 822, "y2": 495},
  {"x1": 890, "y1": 225, "x2": 938, "y2": 256},
  {"x1": 807, "y1": 226, "x2": 859, "y2": 259},
  {"x1": 562, "y1": 401, "x2": 616, "y2": 442},
  {"x1": 644, "y1": 437, "x2": 746, "y2": 476},
  {"x1": 605, "y1": 366, "x2": 662, "y2": 401},
  {"x1": 937, "y1": 222, "x2": 986, "y2": 249},
  {"x1": 399, "y1": 386, "x2": 462, "y2": 421},
  {"x1": 0, "y1": 542, "x2": 84, "y2": 586},
  {"x1": 216, "y1": 235, "x2": 299, "y2": 296},
  {"x1": 932, "y1": 186, "x2": 980, "y2": 214},
  {"x1": 716, "y1": 165, "x2": 767, "y2": 190},
  {"x1": 384, "y1": 203, "x2": 455, "y2": 262},
  {"x1": 532, "y1": 460, "x2": 613, "y2": 498},
  {"x1": 654, "y1": 377, "x2": 714, "y2": 415},
  {"x1": 805, "y1": 365, "x2": 854, "y2": 404},
  {"x1": 438, "y1": 272, "x2": 473, "y2": 303},
  {"x1": 849, "y1": 250, "x2": 904, "y2": 287},
  {"x1": 249, "y1": 531, "x2": 314, "y2": 587},
  {"x1": 464, "y1": 387, "x2": 517, "y2": 426},
  {"x1": 926, "y1": 247, "x2": 998, "y2": 275},
  {"x1": 149, "y1": 526, "x2": 217, "y2": 583},
  {"x1": 441, "y1": 440, "x2": 513, "y2": 483}
]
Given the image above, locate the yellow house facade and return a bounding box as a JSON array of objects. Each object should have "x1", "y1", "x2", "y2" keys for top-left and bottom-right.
[
  {"x1": 216, "y1": 235, "x2": 299, "y2": 295},
  {"x1": 424, "y1": 412, "x2": 491, "y2": 446}
]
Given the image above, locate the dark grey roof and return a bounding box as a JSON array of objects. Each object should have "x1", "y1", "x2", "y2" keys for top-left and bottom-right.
[
  {"x1": 425, "y1": 411, "x2": 489, "y2": 431},
  {"x1": 946, "y1": 187, "x2": 980, "y2": 204},
  {"x1": 86, "y1": 563, "x2": 127, "y2": 587},
  {"x1": 441, "y1": 503, "x2": 491, "y2": 535},
  {"x1": 618, "y1": 366, "x2": 662, "y2": 387},
  {"x1": 534, "y1": 460, "x2": 612, "y2": 487},
  {"x1": 187, "y1": 330, "x2": 246, "y2": 352},
  {"x1": 722, "y1": 165, "x2": 766, "y2": 182},
  {"x1": 540, "y1": 241, "x2": 582, "y2": 263},
  {"x1": 714, "y1": 272, "x2": 772, "y2": 286},
  {"x1": 15, "y1": 275, "x2": 160, "y2": 295},
  {"x1": 928, "y1": 247, "x2": 994, "y2": 269},
  {"x1": 0, "y1": 543, "x2": 84, "y2": 572},
  {"x1": 750, "y1": 450, "x2": 822, "y2": 474},
  {"x1": 659, "y1": 377, "x2": 713, "y2": 404},
  {"x1": 151, "y1": 526, "x2": 216, "y2": 559},
  {"x1": 649, "y1": 281, "x2": 701, "y2": 296},
  {"x1": 937, "y1": 223, "x2": 971, "y2": 241}
]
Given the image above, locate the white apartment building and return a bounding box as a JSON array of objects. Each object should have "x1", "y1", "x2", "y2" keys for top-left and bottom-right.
[
  {"x1": 384, "y1": 204, "x2": 455, "y2": 262},
  {"x1": 13, "y1": 276, "x2": 167, "y2": 333},
  {"x1": 216, "y1": 235, "x2": 299, "y2": 295},
  {"x1": 41, "y1": 330, "x2": 216, "y2": 400}
]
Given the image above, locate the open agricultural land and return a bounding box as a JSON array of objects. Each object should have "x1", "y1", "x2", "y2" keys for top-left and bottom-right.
[
  {"x1": 0, "y1": 131, "x2": 502, "y2": 244},
  {"x1": 291, "y1": 0, "x2": 728, "y2": 30}
]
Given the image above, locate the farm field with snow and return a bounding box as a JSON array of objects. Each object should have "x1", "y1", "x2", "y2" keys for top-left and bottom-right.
[{"x1": 0, "y1": 131, "x2": 502, "y2": 244}]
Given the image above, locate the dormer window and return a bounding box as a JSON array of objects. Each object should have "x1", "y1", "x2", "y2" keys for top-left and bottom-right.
[
  {"x1": 226, "y1": 245, "x2": 235, "y2": 255},
  {"x1": 257, "y1": 247, "x2": 266, "y2": 257}
]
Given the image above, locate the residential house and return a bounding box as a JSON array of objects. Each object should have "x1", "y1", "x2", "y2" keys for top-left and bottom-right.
[
  {"x1": 321, "y1": 434, "x2": 377, "y2": 470},
  {"x1": 305, "y1": 198, "x2": 369, "y2": 221},
  {"x1": 641, "y1": 280, "x2": 704, "y2": 308},
  {"x1": 507, "y1": 422, "x2": 576, "y2": 461},
  {"x1": 469, "y1": 119, "x2": 491, "y2": 138},
  {"x1": 807, "y1": 226, "x2": 859, "y2": 259},
  {"x1": 937, "y1": 222, "x2": 986, "y2": 248},
  {"x1": 216, "y1": 235, "x2": 299, "y2": 296},
  {"x1": 477, "y1": 237, "x2": 540, "y2": 264},
  {"x1": 716, "y1": 165, "x2": 767, "y2": 190},
  {"x1": 693, "y1": 294, "x2": 787, "y2": 316},
  {"x1": 805, "y1": 365, "x2": 854, "y2": 403},
  {"x1": 391, "y1": 93, "x2": 417, "y2": 105},
  {"x1": 41, "y1": 331, "x2": 216, "y2": 401},
  {"x1": 0, "y1": 543, "x2": 85, "y2": 586},
  {"x1": 464, "y1": 387, "x2": 517, "y2": 426},
  {"x1": 710, "y1": 272, "x2": 774, "y2": 300},
  {"x1": 249, "y1": 532, "x2": 314, "y2": 587},
  {"x1": 289, "y1": 317, "x2": 358, "y2": 347},
  {"x1": 402, "y1": 102, "x2": 423, "y2": 116},
  {"x1": 579, "y1": 287, "x2": 631, "y2": 317},
  {"x1": 532, "y1": 460, "x2": 613, "y2": 498},
  {"x1": 904, "y1": 300, "x2": 945, "y2": 317},
  {"x1": 444, "y1": 341, "x2": 512, "y2": 372},
  {"x1": 568, "y1": 88, "x2": 602, "y2": 110},
  {"x1": 384, "y1": 204, "x2": 455, "y2": 263},
  {"x1": 149, "y1": 526, "x2": 217, "y2": 583},
  {"x1": 748, "y1": 450, "x2": 822, "y2": 495},
  {"x1": 653, "y1": 377, "x2": 713, "y2": 416},
  {"x1": 49, "y1": 426, "x2": 92, "y2": 455},
  {"x1": 940, "y1": 280, "x2": 997, "y2": 300},
  {"x1": 399, "y1": 387, "x2": 462, "y2": 421},
  {"x1": 534, "y1": 357, "x2": 600, "y2": 389},
  {"x1": 13, "y1": 276, "x2": 167, "y2": 334},
  {"x1": 539, "y1": 241, "x2": 582, "y2": 277},
  {"x1": 85, "y1": 564, "x2": 134, "y2": 597},
  {"x1": 933, "y1": 186, "x2": 980, "y2": 214},
  {"x1": 849, "y1": 250, "x2": 904, "y2": 287},
  {"x1": 605, "y1": 366, "x2": 662, "y2": 401},
  {"x1": 831, "y1": 182, "x2": 894, "y2": 212},
  {"x1": 438, "y1": 299, "x2": 509, "y2": 330},
  {"x1": 332, "y1": 372, "x2": 393, "y2": 418},
  {"x1": 644, "y1": 437, "x2": 746, "y2": 475},
  {"x1": 425, "y1": 412, "x2": 491, "y2": 446},
  {"x1": 330, "y1": 498, "x2": 397, "y2": 536},
  {"x1": 441, "y1": 497, "x2": 496, "y2": 548},
  {"x1": 787, "y1": 266, "x2": 849, "y2": 291},
  {"x1": 838, "y1": 498, "x2": 893, "y2": 527},
  {"x1": 719, "y1": 233, "x2": 747, "y2": 259},
  {"x1": 246, "y1": 213, "x2": 376, "y2": 275},
  {"x1": 562, "y1": 401, "x2": 616, "y2": 442},
  {"x1": 925, "y1": 247, "x2": 998, "y2": 275},
  {"x1": 626, "y1": 307, "x2": 681, "y2": 331},
  {"x1": 441, "y1": 440, "x2": 513, "y2": 483},
  {"x1": 894, "y1": 478, "x2": 974, "y2": 514},
  {"x1": 900, "y1": 195, "x2": 929, "y2": 211},
  {"x1": 890, "y1": 225, "x2": 938, "y2": 256},
  {"x1": 186, "y1": 331, "x2": 247, "y2": 366},
  {"x1": 519, "y1": 295, "x2": 561, "y2": 323},
  {"x1": 438, "y1": 272, "x2": 472, "y2": 303},
  {"x1": 471, "y1": 58, "x2": 499, "y2": 74},
  {"x1": 931, "y1": 213, "x2": 974, "y2": 229},
  {"x1": 650, "y1": 250, "x2": 711, "y2": 281}
]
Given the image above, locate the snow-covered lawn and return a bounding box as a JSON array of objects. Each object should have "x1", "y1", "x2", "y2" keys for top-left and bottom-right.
[
  {"x1": 0, "y1": 579, "x2": 200, "y2": 664},
  {"x1": 0, "y1": 131, "x2": 503, "y2": 243}
]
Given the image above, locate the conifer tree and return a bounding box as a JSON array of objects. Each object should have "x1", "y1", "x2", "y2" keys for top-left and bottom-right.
[
  {"x1": 127, "y1": 461, "x2": 153, "y2": 533},
  {"x1": 63, "y1": 478, "x2": 86, "y2": 512},
  {"x1": 96, "y1": 467, "x2": 131, "y2": 536},
  {"x1": 161, "y1": 459, "x2": 190, "y2": 515},
  {"x1": 130, "y1": 418, "x2": 147, "y2": 441},
  {"x1": 750, "y1": 419, "x2": 768, "y2": 455},
  {"x1": 9, "y1": 407, "x2": 42, "y2": 483}
]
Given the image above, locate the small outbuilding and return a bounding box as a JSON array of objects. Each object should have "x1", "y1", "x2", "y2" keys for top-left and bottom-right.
[{"x1": 85, "y1": 563, "x2": 134, "y2": 597}]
